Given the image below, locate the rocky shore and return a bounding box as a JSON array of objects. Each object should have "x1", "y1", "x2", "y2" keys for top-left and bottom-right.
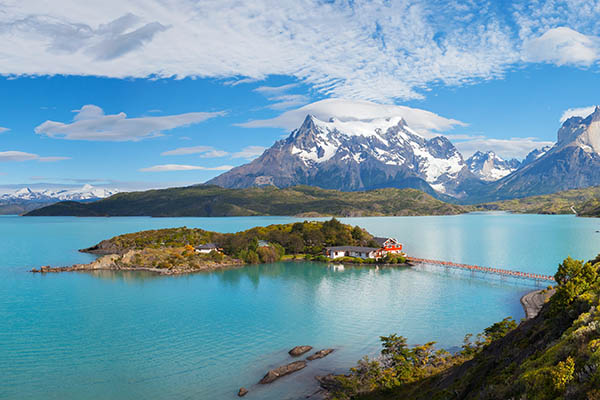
[
  {"x1": 520, "y1": 287, "x2": 555, "y2": 319},
  {"x1": 31, "y1": 249, "x2": 244, "y2": 276}
]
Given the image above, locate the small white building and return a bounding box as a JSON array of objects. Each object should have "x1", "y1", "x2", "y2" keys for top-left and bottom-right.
[
  {"x1": 325, "y1": 246, "x2": 379, "y2": 259},
  {"x1": 325, "y1": 238, "x2": 404, "y2": 260}
]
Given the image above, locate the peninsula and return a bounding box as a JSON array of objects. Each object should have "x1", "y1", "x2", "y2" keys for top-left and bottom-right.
[{"x1": 31, "y1": 219, "x2": 407, "y2": 275}]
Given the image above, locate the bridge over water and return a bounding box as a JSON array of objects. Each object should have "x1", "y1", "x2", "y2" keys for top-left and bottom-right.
[{"x1": 407, "y1": 257, "x2": 555, "y2": 283}]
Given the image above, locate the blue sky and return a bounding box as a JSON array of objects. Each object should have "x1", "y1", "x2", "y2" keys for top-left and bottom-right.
[{"x1": 1, "y1": 0, "x2": 600, "y2": 191}]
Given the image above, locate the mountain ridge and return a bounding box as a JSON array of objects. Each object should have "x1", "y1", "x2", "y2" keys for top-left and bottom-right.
[{"x1": 208, "y1": 114, "x2": 481, "y2": 198}]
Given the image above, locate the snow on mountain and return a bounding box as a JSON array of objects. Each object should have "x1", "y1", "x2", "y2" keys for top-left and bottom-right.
[
  {"x1": 482, "y1": 106, "x2": 600, "y2": 200},
  {"x1": 465, "y1": 151, "x2": 521, "y2": 181},
  {"x1": 521, "y1": 145, "x2": 552, "y2": 167},
  {"x1": 1, "y1": 185, "x2": 119, "y2": 202},
  {"x1": 209, "y1": 114, "x2": 477, "y2": 196}
]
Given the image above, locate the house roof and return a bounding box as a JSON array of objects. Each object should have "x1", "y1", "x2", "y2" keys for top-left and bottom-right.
[
  {"x1": 196, "y1": 243, "x2": 218, "y2": 249},
  {"x1": 326, "y1": 246, "x2": 380, "y2": 252},
  {"x1": 373, "y1": 237, "x2": 388, "y2": 246}
]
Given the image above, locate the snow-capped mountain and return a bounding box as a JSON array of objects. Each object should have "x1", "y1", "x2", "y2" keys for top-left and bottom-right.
[
  {"x1": 465, "y1": 151, "x2": 521, "y2": 181},
  {"x1": 482, "y1": 106, "x2": 600, "y2": 200},
  {"x1": 209, "y1": 114, "x2": 480, "y2": 197},
  {"x1": 520, "y1": 145, "x2": 552, "y2": 167},
  {"x1": 1, "y1": 184, "x2": 119, "y2": 202}
]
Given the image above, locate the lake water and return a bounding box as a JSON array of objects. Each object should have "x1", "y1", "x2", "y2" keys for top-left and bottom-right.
[{"x1": 2, "y1": 213, "x2": 600, "y2": 399}]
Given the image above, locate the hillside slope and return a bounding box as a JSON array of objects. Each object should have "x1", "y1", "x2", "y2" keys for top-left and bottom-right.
[
  {"x1": 470, "y1": 185, "x2": 600, "y2": 214},
  {"x1": 25, "y1": 185, "x2": 465, "y2": 217}
]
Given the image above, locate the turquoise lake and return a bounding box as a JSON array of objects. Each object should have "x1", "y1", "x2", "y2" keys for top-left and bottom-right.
[{"x1": 2, "y1": 213, "x2": 600, "y2": 399}]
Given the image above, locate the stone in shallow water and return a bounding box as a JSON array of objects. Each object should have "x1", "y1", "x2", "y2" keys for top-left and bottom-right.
[
  {"x1": 237, "y1": 387, "x2": 248, "y2": 397},
  {"x1": 307, "y1": 349, "x2": 334, "y2": 361},
  {"x1": 259, "y1": 361, "x2": 307, "y2": 384},
  {"x1": 288, "y1": 345, "x2": 312, "y2": 356}
]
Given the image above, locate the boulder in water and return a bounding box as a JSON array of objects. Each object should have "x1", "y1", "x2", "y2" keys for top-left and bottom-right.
[
  {"x1": 259, "y1": 361, "x2": 307, "y2": 384},
  {"x1": 288, "y1": 345, "x2": 312, "y2": 356}
]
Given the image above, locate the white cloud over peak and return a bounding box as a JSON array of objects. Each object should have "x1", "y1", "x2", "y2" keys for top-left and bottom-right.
[
  {"x1": 0, "y1": 150, "x2": 70, "y2": 162},
  {"x1": 522, "y1": 27, "x2": 600, "y2": 66},
  {"x1": 559, "y1": 105, "x2": 598, "y2": 122},
  {"x1": 139, "y1": 164, "x2": 233, "y2": 172},
  {"x1": 239, "y1": 99, "x2": 466, "y2": 136},
  {"x1": 34, "y1": 105, "x2": 225, "y2": 141}
]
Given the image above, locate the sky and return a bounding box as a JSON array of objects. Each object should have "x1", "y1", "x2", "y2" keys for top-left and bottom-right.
[{"x1": 1, "y1": 0, "x2": 600, "y2": 192}]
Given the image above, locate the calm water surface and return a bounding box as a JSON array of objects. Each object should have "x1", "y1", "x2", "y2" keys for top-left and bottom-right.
[{"x1": 2, "y1": 213, "x2": 600, "y2": 399}]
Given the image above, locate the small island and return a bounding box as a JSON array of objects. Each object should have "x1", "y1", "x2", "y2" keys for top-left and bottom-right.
[{"x1": 31, "y1": 219, "x2": 408, "y2": 275}]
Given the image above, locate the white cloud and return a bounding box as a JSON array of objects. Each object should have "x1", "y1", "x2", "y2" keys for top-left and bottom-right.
[
  {"x1": 162, "y1": 145, "x2": 264, "y2": 159},
  {"x1": 522, "y1": 27, "x2": 600, "y2": 66},
  {"x1": 0, "y1": 127, "x2": 9, "y2": 134},
  {"x1": 559, "y1": 105, "x2": 598, "y2": 122},
  {"x1": 2, "y1": 2, "x2": 599, "y2": 101},
  {"x1": 0, "y1": 1, "x2": 527, "y2": 101},
  {"x1": 199, "y1": 150, "x2": 229, "y2": 158},
  {"x1": 34, "y1": 105, "x2": 225, "y2": 141},
  {"x1": 239, "y1": 99, "x2": 466, "y2": 136},
  {"x1": 253, "y1": 84, "x2": 309, "y2": 110},
  {"x1": 0, "y1": 150, "x2": 70, "y2": 162},
  {"x1": 162, "y1": 146, "x2": 230, "y2": 158},
  {"x1": 454, "y1": 137, "x2": 554, "y2": 159},
  {"x1": 139, "y1": 164, "x2": 233, "y2": 172},
  {"x1": 161, "y1": 145, "x2": 214, "y2": 156},
  {"x1": 254, "y1": 84, "x2": 299, "y2": 95},
  {"x1": 232, "y1": 146, "x2": 267, "y2": 159}
]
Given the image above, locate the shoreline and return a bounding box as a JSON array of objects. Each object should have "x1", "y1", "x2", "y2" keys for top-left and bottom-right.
[
  {"x1": 520, "y1": 288, "x2": 555, "y2": 319},
  {"x1": 30, "y1": 256, "x2": 412, "y2": 276}
]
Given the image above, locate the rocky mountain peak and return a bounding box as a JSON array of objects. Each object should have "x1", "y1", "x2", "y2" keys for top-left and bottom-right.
[
  {"x1": 590, "y1": 105, "x2": 600, "y2": 122},
  {"x1": 556, "y1": 106, "x2": 600, "y2": 154},
  {"x1": 466, "y1": 150, "x2": 520, "y2": 182}
]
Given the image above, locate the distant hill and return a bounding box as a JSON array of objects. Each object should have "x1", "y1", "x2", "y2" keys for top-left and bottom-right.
[
  {"x1": 25, "y1": 185, "x2": 466, "y2": 217},
  {"x1": 470, "y1": 185, "x2": 600, "y2": 214}
]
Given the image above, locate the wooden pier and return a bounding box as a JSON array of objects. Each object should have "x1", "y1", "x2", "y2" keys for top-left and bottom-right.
[{"x1": 407, "y1": 257, "x2": 555, "y2": 282}]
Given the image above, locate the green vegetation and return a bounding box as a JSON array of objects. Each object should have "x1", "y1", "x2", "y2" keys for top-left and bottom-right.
[
  {"x1": 85, "y1": 218, "x2": 394, "y2": 266},
  {"x1": 469, "y1": 185, "x2": 600, "y2": 215},
  {"x1": 25, "y1": 185, "x2": 465, "y2": 217},
  {"x1": 113, "y1": 245, "x2": 237, "y2": 272},
  {"x1": 326, "y1": 254, "x2": 600, "y2": 400}
]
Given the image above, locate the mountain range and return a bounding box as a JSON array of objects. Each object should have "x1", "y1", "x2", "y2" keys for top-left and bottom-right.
[
  {"x1": 208, "y1": 115, "x2": 480, "y2": 198},
  {"x1": 19, "y1": 106, "x2": 600, "y2": 217},
  {"x1": 0, "y1": 184, "x2": 119, "y2": 214},
  {"x1": 209, "y1": 106, "x2": 600, "y2": 202}
]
